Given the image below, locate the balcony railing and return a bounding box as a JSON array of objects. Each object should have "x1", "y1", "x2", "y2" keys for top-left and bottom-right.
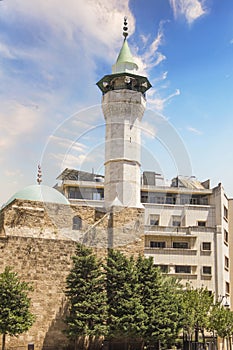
[
  {"x1": 144, "y1": 247, "x2": 197, "y2": 255},
  {"x1": 144, "y1": 225, "x2": 215, "y2": 235}
]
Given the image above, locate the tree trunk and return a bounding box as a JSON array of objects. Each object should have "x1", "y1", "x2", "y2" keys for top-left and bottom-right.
[
  {"x1": 201, "y1": 328, "x2": 206, "y2": 346},
  {"x1": 2, "y1": 333, "x2": 6, "y2": 350}
]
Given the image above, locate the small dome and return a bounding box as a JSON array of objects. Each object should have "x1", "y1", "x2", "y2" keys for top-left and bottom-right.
[{"x1": 3, "y1": 184, "x2": 69, "y2": 208}]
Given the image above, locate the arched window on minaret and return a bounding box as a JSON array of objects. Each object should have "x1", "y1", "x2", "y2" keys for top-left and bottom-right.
[{"x1": 72, "y1": 216, "x2": 82, "y2": 230}]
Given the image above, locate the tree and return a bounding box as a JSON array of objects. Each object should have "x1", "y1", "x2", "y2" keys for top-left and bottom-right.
[
  {"x1": 182, "y1": 286, "x2": 214, "y2": 346},
  {"x1": 105, "y1": 249, "x2": 147, "y2": 347},
  {"x1": 136, "y1": 256, "x2": 182, "y2": 349},
  {"x1": 209, "y1": 303, "x2": 233, "y2": 350},
  {"x1": 65, "y1": 243, "x2": 107, "y2": 349},
  {"x1": 0, "y1": 266, "x2": 35, "y2": 350}
]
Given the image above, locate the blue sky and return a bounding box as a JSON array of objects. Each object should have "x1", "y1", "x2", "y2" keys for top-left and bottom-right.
[{"x1": 0, "y1": 0, "x2": 233, "y2": 205}]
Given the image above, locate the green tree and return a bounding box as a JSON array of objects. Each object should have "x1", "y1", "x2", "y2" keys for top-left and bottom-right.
[
  {"x1": 0, "y1": 266, "x2": 35, "y2": 350},
  {"x1": 209, "y1": 303, "x2": 233, "y2": 350},
  {"x1": 136, "y1": 256, "x2": 182, "y2": 349},
  {"x1": 65, "y1": 243, "x2": 107, "y2": 349},
  {"x1": 105, "y1": 249, "x2": 146, "y2": 347},
  {"x1": 182, "y1": 286, "x2": 214, "y2": 346}
]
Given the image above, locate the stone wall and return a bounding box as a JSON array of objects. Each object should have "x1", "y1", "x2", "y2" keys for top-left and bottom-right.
[
  {"x1": 0, "y1": 200, "x2": 145, "y2": 349},
  {"x1": 0, "y1": 235, "x2": 76, "y2": 350}
]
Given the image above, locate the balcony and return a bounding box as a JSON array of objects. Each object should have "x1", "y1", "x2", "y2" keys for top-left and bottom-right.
[
  {"x1": 144, "y1": 225, "x2": 215, "y2": 236},
  {"x1": 144, "y1": 247, "x2": 197, "y2": 256}
]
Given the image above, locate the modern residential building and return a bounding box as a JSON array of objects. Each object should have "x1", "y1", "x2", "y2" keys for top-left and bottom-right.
[{"x1": 56, "y1": 168, "x2": 231, "y2": 299}]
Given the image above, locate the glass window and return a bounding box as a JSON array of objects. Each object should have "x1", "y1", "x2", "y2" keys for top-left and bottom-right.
[
  {"x1": 226, "y1": 282, "x2": 230, "y2": 295},
  {"x1": 175, "y1": 265, "x2": 191, "y2": 274},
  {"x1": 172, "y1": 216, "x2": 181, "y2": 227},
  {"x1": 224, "y1": 230, "x2": 229, "y2": 243},
  {"x1": 150, "y1": 215, "x2": 159, "y2": 226},
  {"x1": 72, "y1": 216, "x2": 82, "y2": 230},
  {"x1": 203, "y1": 266, "x2": 211, "y2": 275},
  {"x1": 202, "y1": 242, "x2": 211, "y2": 251},
  {"x1": 155, "y1": 265, "x2": 168, "y2": 273},
  {"x1": 198, "y1": 221, "x2": 206, "y2": 227},
  {"x1": 173, "y1": 242, "x2": 189, "y2": 249},
  {"x1": 150, "y1": 241, "x2": 165, "y2": 248},
  {"x1": 224, "y1": 206, "x2": 228, "y2": 220},
  {"x1": 225, "y1": 256, "x2": 229, "y2": 270}
]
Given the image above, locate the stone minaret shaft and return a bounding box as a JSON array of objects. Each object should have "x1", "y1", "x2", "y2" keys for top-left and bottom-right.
[{"x1": 97, "y1": 19, "x2": 151, "y2": 208}]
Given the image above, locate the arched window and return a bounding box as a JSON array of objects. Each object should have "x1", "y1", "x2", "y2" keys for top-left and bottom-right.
[{"x1": 72, "y1": 216, "x2": 82, "y2": 230}]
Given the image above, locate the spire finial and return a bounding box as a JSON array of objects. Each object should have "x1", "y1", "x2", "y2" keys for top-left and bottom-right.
[
  {"x1": 37, "y1": 164, "x2": 42, "y2": 185},
  {"x1": 123, "y1": 16, "x2": 128, "y2": 40}
]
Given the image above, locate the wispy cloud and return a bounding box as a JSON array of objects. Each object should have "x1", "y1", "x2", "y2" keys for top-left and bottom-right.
[
  {"x1": 169, "y1": 0, "x2": 207, "y2": 24},
  {"x1": 0, "y1": 102, "x2": 41, "y2": 152},
  {"x1": 148, "y1": 89, "x2": 180, "y2": 111},
  {"x1": 187, "y1": 126, "x2": 203, "y2": 135},
  {"x1": 135, "y1": 20, "x2": 167, "y2": 76}
]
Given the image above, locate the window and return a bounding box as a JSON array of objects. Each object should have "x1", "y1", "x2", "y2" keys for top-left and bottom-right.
[
  {"x1": 202, "y1": 266, "x2": 212, "y2": 275},
  {"x1": 202, "y1": 242, "x2": 211, "y2": 251},
  {"x1": 172, "y1": 216, "x2": 181, "y2": 227},
  {"x1": 69, "y1": 187, "x2": 82, "y2": 199},
  {"x1": 72, "y1": 216, "x2": 82, "y2": 230},
  {"x1": 156, "y1": 196, "x2": 165, "y2": 204},
  {"x1": 150, "y1": 215, "x2": 159, "y2": 226},
  {"x1": 198, "y1": 221, "x2": 206, "y2": 227},
  {"x1": 150, "y1": 241, "x2": 165, "y2": 248},
  {"x1": 175, "y1": 265, "x2": 191, "y2": 274},
  {"x1": 224, "y1": 206, "x2": 228, "y2": 221},
  {"x1": 224, "y1": 230, "x2": 229, "y2": 243},
  {"x1": 226, "y1": 282, "x2": 230, "y2": 295},
  {"x1": 155, "y1": 265, "x2": 168, "y2": 273},
  {"x1": 225, "y1": 256, "x2": 229, "y2": 270},
  {"x1": 166, "y1": 196, "x2": 176, "y2": 204},
  {"x1": 173, "y1": 242, "x2": 189, "y2": 249}
]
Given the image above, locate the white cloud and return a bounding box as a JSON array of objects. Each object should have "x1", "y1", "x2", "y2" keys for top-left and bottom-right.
[
  {"x1": 135, "y1": 20, "x2": 167, "y2": 75},
  {"x1": 187, "y1": 126, "x2": 203, "y2": 135},
  {"x1": 0, "y1": 42, "x2": 15, "y2": 59},
  {"x1": 148, "y1": 89, "x2": 180, "y2": 111},
  {"x1": 1, "y1": 0, "x2": 133, "y2": 60},
  {"x1": 51, "y1": 152, "x2": 88, "y2": 169},
  {"x1": 48, "y1": 135, "x2": 88, "y2": 154},
  {"x1": 169, "y1": 0, "x2": 207, "y2": 24},
  {"x1": 0, "y1": 102, "x2": 41, "y2": 151}
]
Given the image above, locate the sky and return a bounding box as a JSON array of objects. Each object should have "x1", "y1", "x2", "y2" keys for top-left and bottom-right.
[{"x1": 0, "y1": 0, "x2": 233, "y2": 206}]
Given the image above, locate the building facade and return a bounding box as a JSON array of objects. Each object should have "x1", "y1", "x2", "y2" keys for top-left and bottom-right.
[{"x1": 56, "y1": 168, "x2": 231, "y2": 300}]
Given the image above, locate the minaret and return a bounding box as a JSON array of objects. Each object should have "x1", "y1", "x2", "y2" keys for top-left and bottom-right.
[{"x1": 97, "y1": 18, "x2": 151, "y2": 208}]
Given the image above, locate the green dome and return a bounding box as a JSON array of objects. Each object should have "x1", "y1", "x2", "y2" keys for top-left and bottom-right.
[{"x1": 3, "y1": 184, "x2": 69, "y2": 207}]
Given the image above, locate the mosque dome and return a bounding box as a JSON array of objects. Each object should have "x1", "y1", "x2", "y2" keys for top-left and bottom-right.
[{"x1": 3, "y1": 184, "x2": 69, "y2": 208}]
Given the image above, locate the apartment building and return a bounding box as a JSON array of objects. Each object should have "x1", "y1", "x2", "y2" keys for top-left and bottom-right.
[{"x1": 56, "y1": 168, "x2": 231, "y2": 299}]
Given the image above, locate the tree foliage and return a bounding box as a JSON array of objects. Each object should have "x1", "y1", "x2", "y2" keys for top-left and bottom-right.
[
  {"x1": 136, "y1": 256, "x2": 182, "y2": 348},
  {"x1": 105, "y1": 249, "x2": 146, "y2": 340},
  {"x1": 209, "y1": 303, "x2": 233, "y2": 340},
  {"x1": 67, "y1": 245, "x2": 231, "y2": 350},
  {"x1": 182, "y1": 285, "x2": 214, "y2": 343},
  {"x1": 0, "y1": 267, "x2": 35, "y2": 350},
  {"x1": 65, "y1": 243, "x2": 107, "y2": 341}
]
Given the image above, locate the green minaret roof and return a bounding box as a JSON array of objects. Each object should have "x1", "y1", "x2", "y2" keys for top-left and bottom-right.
[
  {"x1": 112, "y1": 38, "x2": 138, "y2": 74},
  {"x1": 116, "y1": 39, "x2": 136, "y2": 65}
]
